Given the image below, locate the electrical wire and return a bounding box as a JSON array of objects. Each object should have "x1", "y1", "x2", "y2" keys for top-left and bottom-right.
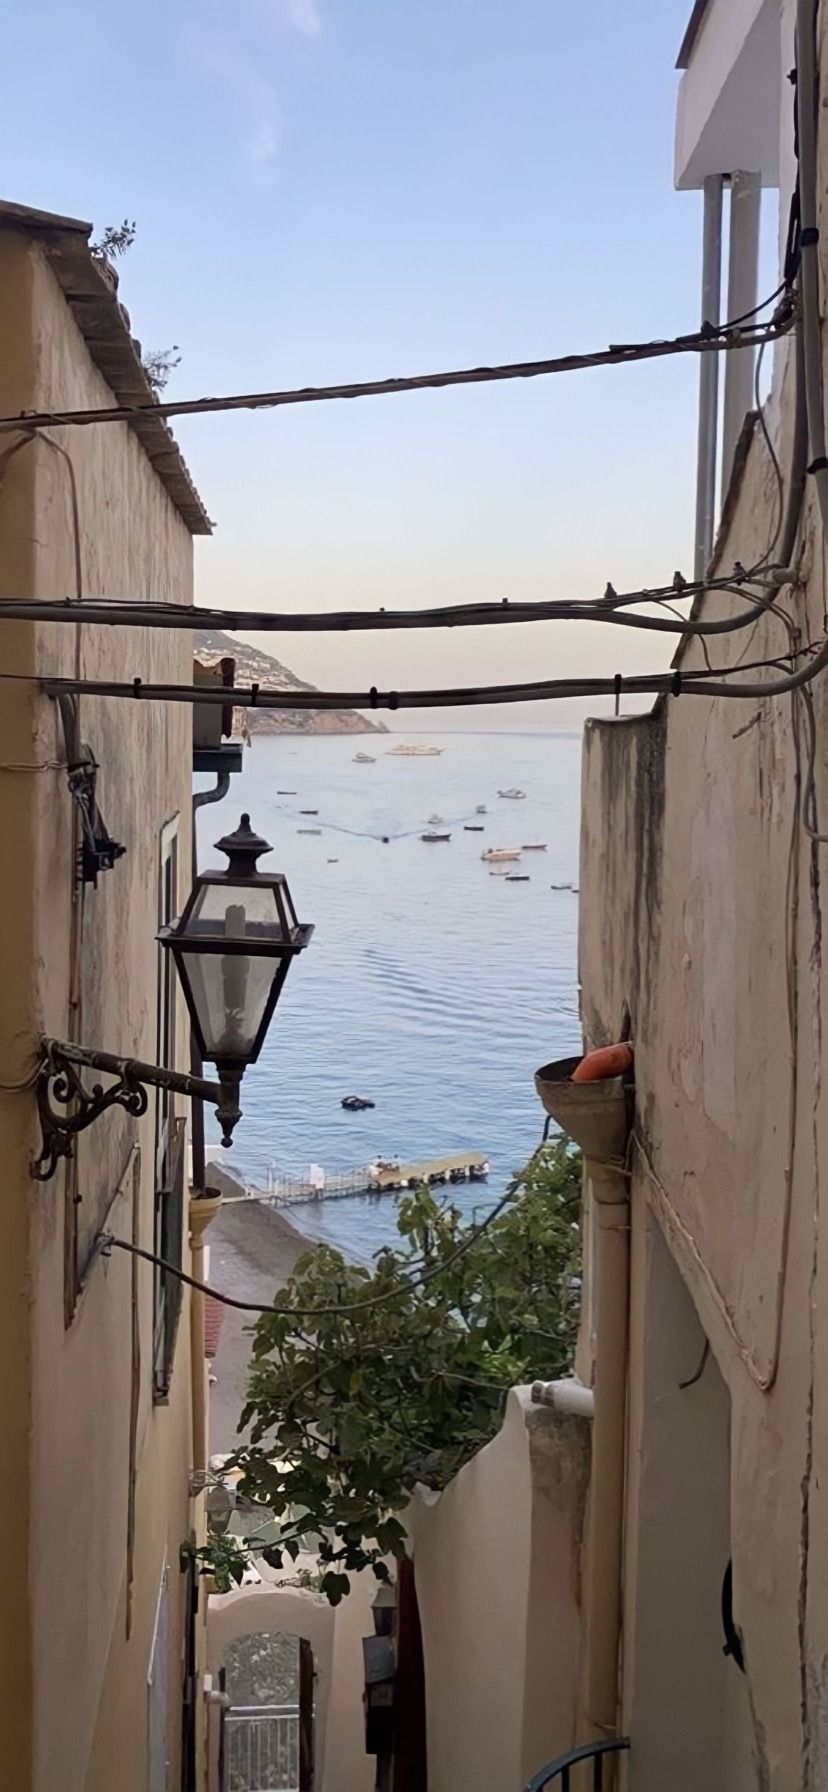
[
  {"x1": 0, "y1": 569, "x2": 795, "y2": 636},
  {"x1": 0, "y1": 309, "x2": 793, "y2": 437},
  {"x1": 0, "y1": 639, "x2": 807, "y2": 713}
]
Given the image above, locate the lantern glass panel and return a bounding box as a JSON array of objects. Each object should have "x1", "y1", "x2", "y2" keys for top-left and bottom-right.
[
  {"x1": 189, "y1": 881, "x2": 285, "y2": 940},
  {"x1": 178, "y1": 947, "x2": 280, "y2": 1061}
]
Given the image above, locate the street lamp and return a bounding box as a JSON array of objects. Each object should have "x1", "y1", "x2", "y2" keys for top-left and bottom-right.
[
  {"x1": 32, "y1": 814, "x2": 312, "y2": 1181},
  {"x1": 158, "y1": 813, "x2": 313, "y2": 1131}
]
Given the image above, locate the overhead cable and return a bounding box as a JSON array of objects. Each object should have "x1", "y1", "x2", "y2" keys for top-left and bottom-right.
[
  {"x1": 0, "y1": 640, "x2": 809, "y2": 713},
  {"x1": 0, "y1": 569, "x2": 795, "y2": 637},
  {"x1": 0, "y1": 309, "x2": 793, "y2": 436}
]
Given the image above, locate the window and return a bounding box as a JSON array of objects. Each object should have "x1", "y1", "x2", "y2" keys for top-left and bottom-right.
[{"x1": 154, "y1": 818, "x2": 185, "y2": 1398}]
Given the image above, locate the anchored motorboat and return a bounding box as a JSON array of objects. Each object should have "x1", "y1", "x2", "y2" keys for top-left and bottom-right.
[
  {"x1": 482, "y1": 847, "x2": 522, "y2": 863},
  {"x1": 498, "y1": 788, "x2": 526, "y2": 800},
  {"x1": 522, "y1": 843, "x2": 547, "y2": 852},
  {"x1": 353, "y1": 752, "x2": 375, "y2": 764},
  {"x1": 422, "y1": 831, "x2": 451, "y2": 842}
]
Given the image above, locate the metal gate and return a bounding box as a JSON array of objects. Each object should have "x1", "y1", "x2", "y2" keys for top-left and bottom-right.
[{"x1": 224, "y1": 1705, "x2": 300, "y2": 1792}]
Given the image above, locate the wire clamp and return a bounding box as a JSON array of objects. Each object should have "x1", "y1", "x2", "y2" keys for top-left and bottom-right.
[
  {"x1": 808, "y1": 456, "x2": 828, "y2": 474},
  {"x1": 672, "y1": 670, "x2": 682, "y2": 697}
]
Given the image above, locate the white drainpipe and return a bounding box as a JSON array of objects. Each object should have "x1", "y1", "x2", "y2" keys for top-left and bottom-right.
[
  {"x1": 722, "y1": 170, "x2": 762, "y2": 491},
  {"x1": 535, "y1": 1057, "x2": 633, "y2": 1736}
]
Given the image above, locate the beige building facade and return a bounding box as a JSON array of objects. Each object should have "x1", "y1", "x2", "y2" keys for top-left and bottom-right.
[
  {"x1": 572, "y1": 1, "x2": 828, "y2": 1785},
  {"x1": 0, "y1": 201, "x2": 215, "y2": 1792}
]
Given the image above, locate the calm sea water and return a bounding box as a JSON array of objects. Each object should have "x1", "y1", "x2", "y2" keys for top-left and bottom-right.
[{"x1": 196, "y1": 731, "x2": 582, "y2": 1258}]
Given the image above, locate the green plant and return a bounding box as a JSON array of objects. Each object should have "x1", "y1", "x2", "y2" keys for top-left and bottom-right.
[
  {"x1": 197, "y1": 1139, "x2": 581, "y2": 1603},
  {"x1": 141, "y1": 346, "x2": 182, "y2": 395},
  {"x1": 90, "y1": 219, "x2": 136, "y2": 260}
]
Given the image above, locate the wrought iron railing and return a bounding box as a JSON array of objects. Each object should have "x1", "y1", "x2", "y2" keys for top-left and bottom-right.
[
  {"x1": 224, "y1": 1704, "x2": 300, "y2": 1792},
  {"x1": 524, "y1": 1737, "x2": 630, "y2": 1791}
]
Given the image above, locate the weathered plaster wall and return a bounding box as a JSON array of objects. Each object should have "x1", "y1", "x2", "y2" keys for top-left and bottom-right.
[
  {"x1": 577, "y1": 162, "x2": 828, "y2": 1782},
  {"x1": 0, "y1": 227, "x2": 199, "y2": 1791},
  {"x1": 409, "y1": 1386, "x2": 589, "y2": 1792}
]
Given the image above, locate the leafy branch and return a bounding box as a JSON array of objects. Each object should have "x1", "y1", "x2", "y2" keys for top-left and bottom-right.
[
  {"x1": 89, "y1": 220, "x2": 181, "y2": 393},
  {"x1": 195, "y1": 1139, "x2": 582, "y2": 1603}
]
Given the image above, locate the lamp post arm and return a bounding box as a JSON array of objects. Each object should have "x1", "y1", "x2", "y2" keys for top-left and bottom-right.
[{"x1": 33, "y1": 1039, "x2": 242, "y2": 1182}]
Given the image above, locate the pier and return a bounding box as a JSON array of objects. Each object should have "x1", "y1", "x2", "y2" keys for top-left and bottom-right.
[{"x1": 220, "y1": 1151, "x2": 490, "y2": 1205}]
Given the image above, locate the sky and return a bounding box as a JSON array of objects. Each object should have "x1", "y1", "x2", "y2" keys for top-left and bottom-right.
[{"x1": 0, "y1": 0, "x2": 777, "y2": 725}]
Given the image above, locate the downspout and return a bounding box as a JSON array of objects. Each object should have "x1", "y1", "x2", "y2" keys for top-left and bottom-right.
[
  {"x1": 535, "y1": 1056, "x2": 633, "y2": 1736},
  {"x1": 188, "y1": 772, "x2": 228, "y2": 1472},
  {"x1": 694, "y1": 174, "x2": 724, "y2": 580}
]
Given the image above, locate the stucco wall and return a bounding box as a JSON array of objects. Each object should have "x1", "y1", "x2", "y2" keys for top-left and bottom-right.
[
  {"x1": 577, "y1": 61, "x2": 828, "y2": 1766},
  {"x1": 408, "y1": 1387, "x2": 589, "y2": 1792},
  {"x1": 0, "y1": 227, "x2": 200, "y2": 1791}
]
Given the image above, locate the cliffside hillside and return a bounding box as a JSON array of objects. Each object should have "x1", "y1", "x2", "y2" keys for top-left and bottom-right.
[{"x1": 195, "y1": 629, "x2": 387, "y2": 736}]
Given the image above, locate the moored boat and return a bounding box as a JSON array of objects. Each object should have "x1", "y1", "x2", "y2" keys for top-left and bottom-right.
[
  {"x1": 498, "y1": 788, "x2": 526, "y2": 799},
  {"x1": 422, "y1": 831, "x2": 451, "y2": 842},
  {"x1": 482, "y1": 846, "x2": 522, "y2": 862}
]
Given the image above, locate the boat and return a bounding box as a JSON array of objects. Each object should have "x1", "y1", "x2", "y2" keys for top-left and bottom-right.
[
  {"x1": 482, "y1": 847, "x2": 522, "y2": 863},
  {"x1": 341, "y1": 1095, "x2": 375, "y2": 1112},
  {"x1": 498, "y1": 788, "x2": 526, "y2": 800},
  {"x1": 298, "y1": 828, "x2": 322, "y2": 835},
  {"x1": 506, "y1": 874, "x2": 531, "y2": 882},
  {"x1": 327, "y1": 858, "x2": 339, "y2": 863},
  {"x1": 421, "y1": 831, "x2": 451, "y2": 842},
  {"x1": 427, "y1": 814, "x2": 444, "y2": 825},
  {"x1": 353, "y1": 752, "x2": 375, "y2": 764},
  {"x1": 464, "y1": 824, "x2": 485, "y2": 832},
  {"x1": 299, "y1": 808, "x2": 319, "y2": 815},
  {"x1": 521, "y1": 843, "x2": 547, "y2": 852},
  {"x1": 550, "y1": 882, "x2": 574, "y2": 891},
  {"x1": 277, "y1": 789, "x2": 296, "y2": 795},
  {"x1": 476, "y1": 805, "x2": 487, "y2": 815},
  {"x1": 387, "y1": 744, "x2": 444, "y2": 757}
]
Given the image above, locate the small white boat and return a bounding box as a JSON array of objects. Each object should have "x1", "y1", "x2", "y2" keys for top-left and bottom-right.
[
  {"x1": 482, "y1": 847, "x2": 522, "y2": 863},
  {"x1": 353, "y1": 752, "x2": 376, "y2": 764},
  {"x1": 427, "y1": 814, "x2": 444, "y2": 825},
  {"x1": 498, "y1": 788, "x2": 526, "y2": 800}
]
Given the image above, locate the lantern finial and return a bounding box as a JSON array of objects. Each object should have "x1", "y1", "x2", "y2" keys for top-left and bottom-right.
[{"x1": 214, "y1": 814, "x2": 273, "y2": 876}]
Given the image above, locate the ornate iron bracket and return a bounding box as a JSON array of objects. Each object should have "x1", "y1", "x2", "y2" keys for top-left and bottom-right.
[
  {"x1": 34, "y1": 1044, "x2": 148, "y2": 1182},
  {"x1": 32, "y1": 1040, "x2": 242, "y2": 1182}
]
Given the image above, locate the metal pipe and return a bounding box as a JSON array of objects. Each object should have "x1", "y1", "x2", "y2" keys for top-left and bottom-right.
[
  {"x1": 694, "y1": 175, "x2": 724, "y2": 580},
  {"x1": 193, "y1": 771, "x2": 231, "y2": 813},
  {"x1": 584, "y1": 1166, "x2": 630, "y2": 1733},
  {"x1": 722, "y1": 172, "x2": 762, "y2": 489}
]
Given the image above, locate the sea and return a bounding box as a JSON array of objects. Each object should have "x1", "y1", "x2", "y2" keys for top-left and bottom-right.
[{"x1": 196, "y1": 730, "x2": 582, "y2": 1261}]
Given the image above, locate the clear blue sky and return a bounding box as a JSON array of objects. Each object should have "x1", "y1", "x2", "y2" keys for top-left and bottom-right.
[{"x1": 2, "y1": 0, "x2": 765, "y2": 722}]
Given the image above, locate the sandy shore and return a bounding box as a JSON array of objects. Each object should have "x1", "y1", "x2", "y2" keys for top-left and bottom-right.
[{"x1": 205, "y1": 1162, "x2": 319, "y2": 1453}]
